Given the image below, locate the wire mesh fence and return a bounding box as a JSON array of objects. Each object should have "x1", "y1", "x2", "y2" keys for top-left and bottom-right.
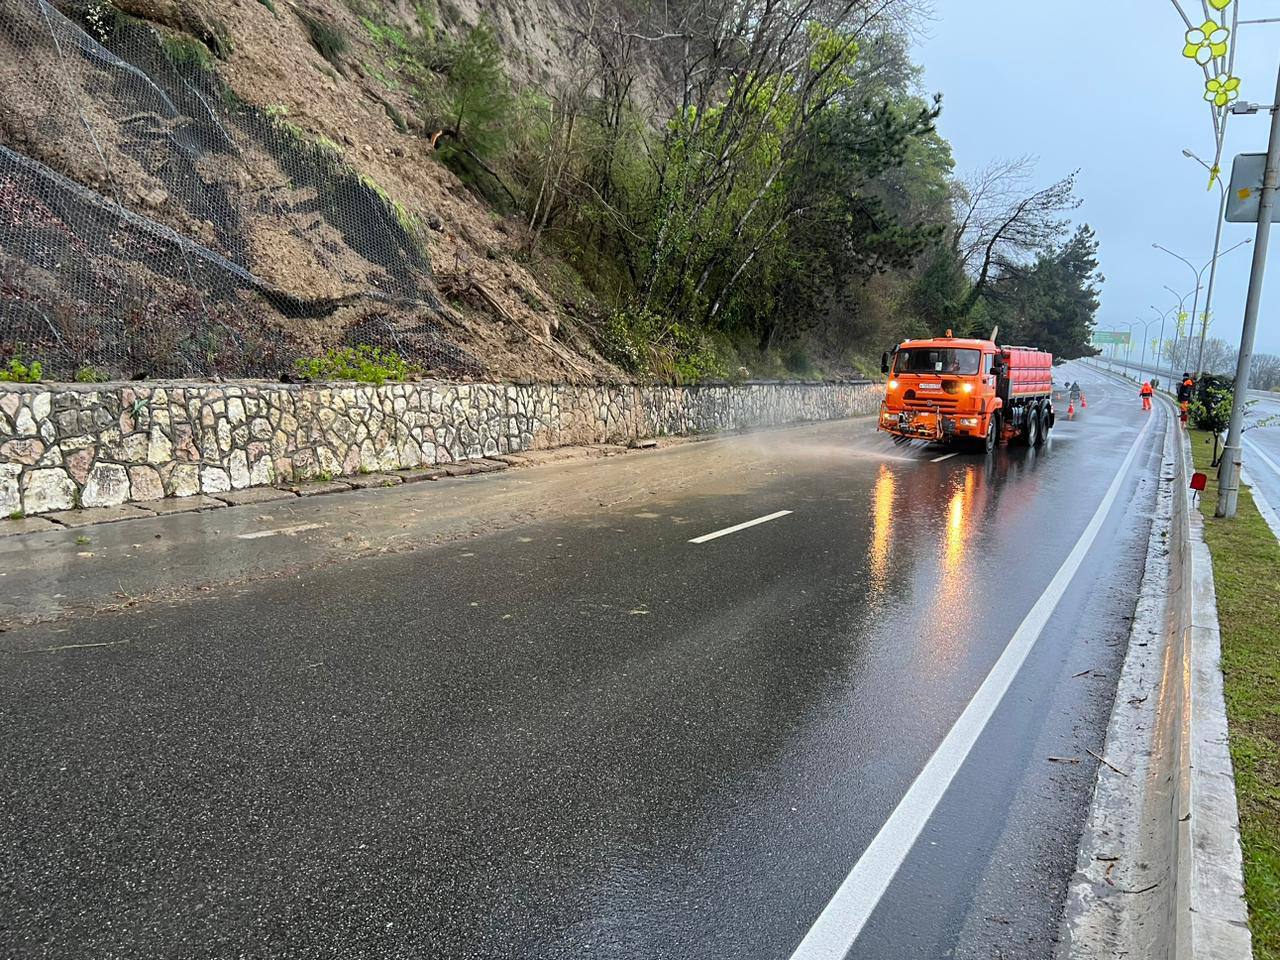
[{"x1": 0, "y1": 0, "x2": 481, "y2": 381}]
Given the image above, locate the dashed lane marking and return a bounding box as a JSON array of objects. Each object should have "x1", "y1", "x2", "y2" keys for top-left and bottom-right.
[
  {"x1": 236, "y1": 522, "x2": 325, "y2": 540},
  {"x1": 688, "y1": 510, "x2": 792, "y2": 544},
  {"x1": 930, "y1": 452, "x2": 959, "y2": 463}
]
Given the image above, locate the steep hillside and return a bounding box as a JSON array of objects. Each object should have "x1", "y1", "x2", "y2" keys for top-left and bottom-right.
[{"x1": 0, "y1": 0, "x2": 632, "y2": 381}]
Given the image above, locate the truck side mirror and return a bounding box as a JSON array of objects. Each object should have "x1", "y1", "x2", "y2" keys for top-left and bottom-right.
[{"x1": 880, "y1": 352, "x2": 890, "y2": 374}]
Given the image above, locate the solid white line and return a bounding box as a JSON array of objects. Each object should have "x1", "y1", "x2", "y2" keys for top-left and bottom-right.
[
  {"x1": 1242, "y1": 439, "x2": 1280, "y2": 541},
  {"x1": 236, "y1": 522, "x2": 324, "y2": 540},
  {"x1": 1241, "y1": 464, "x2": 1280, "y2": 542},
  {"x1": 688, "y1": 510, "x2": 792, "y2": 544},
  {"x1": 931, "y1": 452, "x2": 959, "y2": 463},
  {"x1": 1244, "y1": 435, "x2": 1280, "y2": 479},
  {"x1": 788, "y1": 413, "x2": 1155, "y2": 960}
]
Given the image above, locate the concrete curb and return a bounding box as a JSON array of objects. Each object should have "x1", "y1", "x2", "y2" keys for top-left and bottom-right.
[
  {"x1": 1058, "y1": 376, "x2": 1252, "y2": 959},
  {"x1": 1178, "y1": 421, "x2": 1253, "y2": 959}
]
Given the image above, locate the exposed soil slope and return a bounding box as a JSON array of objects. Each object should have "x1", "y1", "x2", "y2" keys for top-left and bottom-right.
[{"x1": 0, "y1": 0, "x2": 634, "y2": 381}]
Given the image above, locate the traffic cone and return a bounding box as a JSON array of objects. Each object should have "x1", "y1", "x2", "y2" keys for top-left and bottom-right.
[
  {"x1": 1080, "y1": 393, "x2": 1087, "y2": 409},
  {"x1": 1067, "y1": 400, "x2": 1075, "y2": 419}
]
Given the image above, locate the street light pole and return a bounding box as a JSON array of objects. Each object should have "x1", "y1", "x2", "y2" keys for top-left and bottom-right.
[
  {"x1": 1218, "y1": 65, "x2": 1280, "y2": 519},
  {"x1": 1185, "y1": 148, "x2": 1230, "y2": 376},
  {"x1": 1161, "y1": 285, "x2": 1192, "y2": 377},
  {"x1": 1134, "y1": 317, "x2": 1158, "y2": 373},
  {"x1": 1150, "y1": 305, "x2": 1175, "y2": 379},
  {"x1": 1153, "y1": 243, "x2": 1203, "y2": 373},
  {"x1": 1190, "y1": 238, "x2": 1255, "y2": 371}
]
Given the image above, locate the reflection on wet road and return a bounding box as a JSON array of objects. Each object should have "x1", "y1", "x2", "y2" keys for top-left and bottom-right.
[{"x1": 0, "y1": 363, "x2": 1164, "y2": 960}]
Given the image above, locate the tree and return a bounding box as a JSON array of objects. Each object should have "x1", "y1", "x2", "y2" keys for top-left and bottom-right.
[
  {"x1": 1250, "y1": 353, "x2": 1280, "y2": 391},
  {"x1": 432, "y1": 22, "x2": 515, "y2": 197},
  {"x1": 980, "y1": 225, "x2": 1103, "y2": 360},
  {"x1": 1190, "y1": 382, "x2": 1234, "y2": 465},
  {"x1": 950, "y1": 158, "x2": 1082, "y2": 318}
]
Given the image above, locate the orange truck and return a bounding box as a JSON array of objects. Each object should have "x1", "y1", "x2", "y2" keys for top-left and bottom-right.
[{"x1": 877, "y1": 331, "x2": 1055, "y2": 453}]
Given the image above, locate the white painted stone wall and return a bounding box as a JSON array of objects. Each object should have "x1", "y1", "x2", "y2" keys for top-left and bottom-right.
[{"x1": 0, "y1": 379, "x2": 881, "y2": 515}]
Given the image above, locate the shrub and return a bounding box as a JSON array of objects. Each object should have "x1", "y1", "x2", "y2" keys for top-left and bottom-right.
[
  {"x1": 74, "y1": 365, "x2": 110, "y2": 383},
  {"x1": 0, "y1": 356, "x2": 42, "y2": 383},
  {"x1": 598, "y1": 308, "x2": 727, "y2": 383},
  {"x1": 1189, "y1": 382, "x2": 1234, "y2": 465},
  {"x1": 294, "y1": 345, "x2": 420, "y2": 385},
  {"x1": 599, "y1": 306, "x2": 657, "y2": 373},
  {"x1": 300, "y1": 12, "x2": 347, "y2": 67}
]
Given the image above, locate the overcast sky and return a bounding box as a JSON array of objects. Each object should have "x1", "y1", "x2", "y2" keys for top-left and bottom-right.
[{"x1": 912, "y1": 0, "x2": 1280, "y2": 358}]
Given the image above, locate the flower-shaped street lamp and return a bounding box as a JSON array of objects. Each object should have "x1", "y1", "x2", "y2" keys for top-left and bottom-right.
[
  {"x1": 1183, "y1": 19, "x2": 1230, "y2": 65},
  {"x1": 1205, "y1": 72, "x2": 1242, "y2": 107}
]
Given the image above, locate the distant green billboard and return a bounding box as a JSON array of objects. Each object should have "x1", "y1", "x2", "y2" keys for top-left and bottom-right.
[{"x1": 1093, "y1": 331, "x2": 1131, "y2": 346}]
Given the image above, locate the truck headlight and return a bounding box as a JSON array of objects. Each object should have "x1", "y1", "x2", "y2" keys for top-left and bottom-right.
[
  {"x1": 888, "y1": 379, "x2": 898, "y2": 389},
  {"x1": 959, "y1": 417, "x2": 979, "y2": 426},
  {"x1": 962, "y1": 382, "x2": 973, "y2": 393}
]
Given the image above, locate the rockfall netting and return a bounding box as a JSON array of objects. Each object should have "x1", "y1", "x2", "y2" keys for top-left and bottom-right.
[{"x1": 0, "y1": 0, "x2": 481, "y2": 380}]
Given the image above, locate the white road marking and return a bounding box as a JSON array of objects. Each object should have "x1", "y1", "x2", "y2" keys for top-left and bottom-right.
[
  {"x1": 930, "y1": 452, "x2": 959, "y2": 463},
  {"x1": 787, "y1": 413, "x2": 1154, "y2": 960},
  {"x1": 236, "y1": 522, "x2": 324, "y2": 540},
  {"x1": 20, "y1": 640, "x2": 130, "y2": 654},
  {"x1": 1241, "y1": 464, "x2": 1280, "y2": 542},
  {"x1": 1243, "y1": 439, "x2": 1280, "y2": 541},
  {"x1": 688, "y1": 510, "x2": 792, "y2": 544}
]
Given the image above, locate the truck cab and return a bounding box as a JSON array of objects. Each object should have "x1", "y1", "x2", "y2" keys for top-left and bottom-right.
[{"x1": 878, "y1": 332, "x2": 1054, "y2": 452}]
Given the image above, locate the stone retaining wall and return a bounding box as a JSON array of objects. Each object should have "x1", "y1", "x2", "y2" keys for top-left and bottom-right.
[{"x1": 0, "y1": 379, "x2": 880, "y2": 515}]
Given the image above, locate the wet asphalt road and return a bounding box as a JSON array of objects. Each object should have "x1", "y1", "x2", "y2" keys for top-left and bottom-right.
[
  {"x1": 0, "y1": 363, "x2": 1166, "y2": 960},
  {"x1": 1241, "y1": 391, "x2": 1280, "y2": 525},
  {"x1": 1094, "y1": 355, "x2": 1280, "y2": 527}
]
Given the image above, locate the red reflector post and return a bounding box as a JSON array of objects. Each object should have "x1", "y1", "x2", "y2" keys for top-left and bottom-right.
[{"x1": 1190, "y1": 471, "x2": 1208, "y2": 492}]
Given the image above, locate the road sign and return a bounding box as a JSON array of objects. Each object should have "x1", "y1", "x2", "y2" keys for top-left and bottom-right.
[
  {"x1": 1226, "y1": 153, "x2": 1280, "y2": 223},
  {"x1": 1093, "y1": 331, "x2": 1131, "y2": 346}
]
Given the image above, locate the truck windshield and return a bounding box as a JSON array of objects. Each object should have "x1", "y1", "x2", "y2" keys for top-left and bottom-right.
[{"x1": 895, "y1": 348, "x2": 980, "y2": 376}]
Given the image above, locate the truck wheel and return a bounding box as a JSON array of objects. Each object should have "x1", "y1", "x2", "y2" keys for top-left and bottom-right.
[
  {"x1": 1033, "y1": 408, "x2": 1048, "y2": 446},
  {"x1": 979, "y1": 416, "x2": 998, "y2": 454}
]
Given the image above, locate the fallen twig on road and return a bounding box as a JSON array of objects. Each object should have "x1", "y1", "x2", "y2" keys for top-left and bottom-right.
[
  {"x1": 1048, "y1": 756, "x2": 1081, "y2": 764},
  {"x1": 1118, "y1": 883, "x2": 1161, "y2": 895},
  {"x1": 1087, "y1": 748, "x2": 1128, "y2": 777}
]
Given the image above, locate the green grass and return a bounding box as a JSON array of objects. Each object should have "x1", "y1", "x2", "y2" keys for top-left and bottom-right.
[
  {"x1": 1191, "y1": 429, "x2": 1280, "y2": 958},
  {"x1": 161, "y1": 34, "x2": 214, "y2": 71}
]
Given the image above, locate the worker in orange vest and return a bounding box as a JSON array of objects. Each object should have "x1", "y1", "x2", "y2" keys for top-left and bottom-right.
[
  {"x1": 1177, "y1": 373, "x2": 1195, "y2": 426},
  {"x1": 1139, "y1": 380, "x2": 1154, "y2": 411}
]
